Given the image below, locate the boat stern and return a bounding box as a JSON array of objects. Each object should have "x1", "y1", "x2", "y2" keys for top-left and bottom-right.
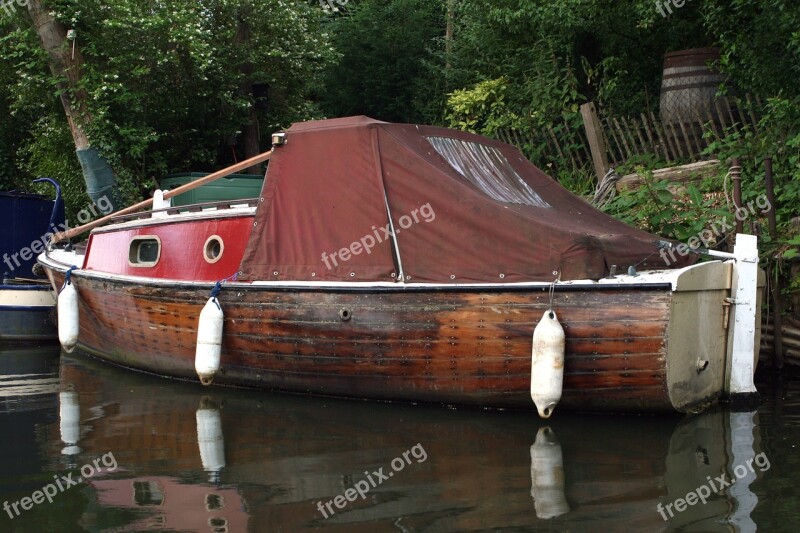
[{"x1": 664, "y1": 237, "x2": 765, "y2": 412}]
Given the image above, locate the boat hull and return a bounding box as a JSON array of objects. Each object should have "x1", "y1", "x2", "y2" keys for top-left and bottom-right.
[
  {"x1": 43, "y1": 262, "x2": 746, "y2": 413},
  {"x1": 0, "y1": 284, "x2": 57, "y2": 342}
]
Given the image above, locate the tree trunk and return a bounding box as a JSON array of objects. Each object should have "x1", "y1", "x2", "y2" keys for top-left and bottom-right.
[
  {"x1": 27, "y1": 0, "x2": 122, "y2": 212},
  {"x1": 239, "y1": 86, "x2": 261, "y2": 174},
  {"x1": 445, "y1": 0, "x2": 455, "y2": 70},
  {"x1": 27, "y1": 0, "x2": 89, "y2": 150},
  {"x1": 236, "y1": 9, "x2": 262, "y2": 175}
]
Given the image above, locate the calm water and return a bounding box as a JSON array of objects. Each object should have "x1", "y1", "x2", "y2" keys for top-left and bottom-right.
[{"x1": 0, "y1": 344, "x2": 799, "y2": 532}]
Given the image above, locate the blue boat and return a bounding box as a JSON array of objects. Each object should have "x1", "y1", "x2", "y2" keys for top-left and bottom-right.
[{"x1": 0, "y1": 179, "x2": 64, "y2": 342}]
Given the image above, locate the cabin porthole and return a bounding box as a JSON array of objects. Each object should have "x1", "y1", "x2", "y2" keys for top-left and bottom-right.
[
  {"x1": 203, "y1": 236, "x2": 224, "y2": 264},
  {"x1": 339, "y1": 308, "x2": 352, "y2": 321},
  {"x1": 128, "y1": 236, "x2": 162, "y2": 267}
]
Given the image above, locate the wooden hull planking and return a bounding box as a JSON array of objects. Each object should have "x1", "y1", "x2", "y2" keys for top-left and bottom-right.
[{"x1": 47, "y1": 267, "x2": 703, "y2": 412}]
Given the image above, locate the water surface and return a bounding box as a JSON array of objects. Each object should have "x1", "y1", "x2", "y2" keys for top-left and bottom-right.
[{"x1": 0, "y1": 345, "x2": 798, "y2": 532}]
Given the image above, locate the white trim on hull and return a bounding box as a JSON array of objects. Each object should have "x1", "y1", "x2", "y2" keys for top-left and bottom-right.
[
  {"x1": 0, "y1": 286, "x2": 56, "y2": 307},
  {"x1": 39, "y1": 249, "x2": 690, "y2": 291}
]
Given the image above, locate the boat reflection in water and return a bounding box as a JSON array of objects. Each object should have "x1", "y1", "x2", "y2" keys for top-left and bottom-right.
[
  {"x1": 530, "y1": 427, "x2": 569, "y2": 519},
  {"x1": 530, "y1": 410, "x2": 767, "y2": 531},
  {"x1": 0, "y1": 343, "x2": 60, "y2": 411},
  {"x1": 0, "y1": 343, "x2": 61, "y2": 506},
  {"x1": 47, "y1": 351, "x2": 768, "y2": 531}
]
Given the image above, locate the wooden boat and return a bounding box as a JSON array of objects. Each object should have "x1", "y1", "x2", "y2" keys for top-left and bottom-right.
[
  {"x1": 49, "y1": 351, "x2": 766, "y2": 531},
  {"x1": 39, "y1": 116, "x2": 764, "y2": 414},
  {"x1": 1, "y1": 181, "x2": 64, "y2": 342}
]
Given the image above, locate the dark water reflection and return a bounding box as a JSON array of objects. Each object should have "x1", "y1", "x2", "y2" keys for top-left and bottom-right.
[{"x1": 1, "y1": 346, "x2": 799, "y2": 532}]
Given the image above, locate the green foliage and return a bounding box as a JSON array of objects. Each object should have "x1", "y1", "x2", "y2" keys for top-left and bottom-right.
[
  {"x1": 0, "y1": 0, "x2": 335, "y2": 216},
  {"x1": 439, "y1": 0, "x2": 711, "y2": 186},
  {"x1": 446, "y1": 77, "x2": 519, "y2": 134},
  {"x1": 1, "y1": 0, "x2": 798, "y2": 271},
  {"x1": 602, "y1": 167, "x2": 718, "y2": 242},
  {"x1": 702, "y1": 0, "x2": 800, "y2": 101},
  {"x1": 319, "y1": 0, "x2": 445, "y2": 123}
]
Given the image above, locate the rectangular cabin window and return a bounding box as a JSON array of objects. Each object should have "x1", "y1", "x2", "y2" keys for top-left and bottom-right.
[
  {"x1": 427, "y1": 136, "x2": 550, "y2": 208},
  {"x1": 128, "y1": 236, "x2": 161, "y2": 267},
  {"x1": 132, "y1": 481, "x2": 165, "y2": 506}
]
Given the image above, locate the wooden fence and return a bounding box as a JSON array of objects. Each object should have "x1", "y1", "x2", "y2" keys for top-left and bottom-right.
[
  {"x1": 495, "y1": 95, "x2": 763, "y2": 180},
  {"x1": 596, "y1": 95, "x2": 763, "y2": 165},
  {"x1": 495, "y1": 118, "x2": 594, "y2": 176}
]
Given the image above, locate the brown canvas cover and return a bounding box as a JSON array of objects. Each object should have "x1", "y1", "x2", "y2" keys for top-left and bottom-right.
[{"x1": 240, "y1": 116, "x2": 695, "y2": 283}]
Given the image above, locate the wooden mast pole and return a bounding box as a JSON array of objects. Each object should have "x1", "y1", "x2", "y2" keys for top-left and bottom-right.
[{"x1": 53, "y1": 150, "x2": 272, "y2": 243}]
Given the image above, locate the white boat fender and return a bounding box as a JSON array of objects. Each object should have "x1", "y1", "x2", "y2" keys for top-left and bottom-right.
[
  {"x1": 530, "y1": 309, "x2": 565, "y2": 419},
  {"x1": 196, "y1": 397, "x2": 225, "y2": 483},
  {"x1": 59, "y1": 391, "x2": 82, "y2": 456},
  {"x1": 195, "y1": 281, "x2": 224, "y2": 386},
  {"x1": 58, "y1": 266, "x2": 80, "y2": 353},
  {"x1": 530, "y1": 426, "x2": 569, "y2": 519}
]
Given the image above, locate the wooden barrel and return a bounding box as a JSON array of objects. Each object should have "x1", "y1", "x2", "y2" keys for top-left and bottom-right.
[{"x1": 659, "y1": 48, "x2": 724, "y2": 125}]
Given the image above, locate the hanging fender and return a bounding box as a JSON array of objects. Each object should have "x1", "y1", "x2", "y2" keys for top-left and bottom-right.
[
  {"x1": 195, "y1": 281, "x2": 224, "y2": 385},
  {"x1": 58, "y1": 266, "x2": 80, "y2": 353},
  {"x1": 530, "y1": 426, "x2": 569, "y2": 519},
  {"x1": 530, "y1": 309, "x2": 565, "y2": 418}
]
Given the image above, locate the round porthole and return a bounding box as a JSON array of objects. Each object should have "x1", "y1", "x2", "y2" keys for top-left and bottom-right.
[{"x1": 204, "y1": 235, "x2": 224, "y2": 264}]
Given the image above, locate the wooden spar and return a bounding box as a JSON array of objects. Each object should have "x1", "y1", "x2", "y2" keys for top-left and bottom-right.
[{"x1": 53, "y1": 149, "x2": 272, "y2": 243}]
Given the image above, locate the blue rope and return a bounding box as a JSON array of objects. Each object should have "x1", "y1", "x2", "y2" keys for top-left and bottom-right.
[
  {"x1": 210, "y1": 281, "x2": 222, "y2": 299},
  {"x1": 63, "y1": 266, "x2": 78, "y2": 288},
  {"x1": 209, "y1": 271, "x2": 239, "y2": 299}
]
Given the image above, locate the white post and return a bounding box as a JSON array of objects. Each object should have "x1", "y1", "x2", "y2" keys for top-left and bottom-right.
[
  {"x1": 726, "y1": 410, "x2": 759, "y2": 531},
  {"x1": 152, "y1": 189, "x2": 170, "y2": 217},
  {"x1": 725, "y1": 234, "x2": 759, "y2": 395}
]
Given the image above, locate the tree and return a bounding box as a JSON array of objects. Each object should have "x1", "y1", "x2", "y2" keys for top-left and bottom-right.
[
  {"x1": 26, "y1": 0, "x2": 122, "y2": 211},
  {"x1": 0, "y1": 0, "x2": 335, "y2": 215},
  {"x1": 320, "y1": 0, "x2": 446, "y2": 124}
]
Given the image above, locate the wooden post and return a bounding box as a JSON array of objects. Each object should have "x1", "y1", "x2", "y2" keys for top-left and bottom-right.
[
  {"x1": 580, "y1": 103, "x2": 609, "y2": 182},
  {"x1": 613, "y1": 117, "x2": 633, "y2": 159},
  {"x1": 764, "y1": 156, "x2": 784, "y2": 370},
  {"x1": 764, "y1": 157, "x2": 778, "y2": 237},
  {"x1": 650, "y1": 112, "x2": 674, "y2": 162},
  {"x1": 731, "y1": 158, "x2": 743, "y2": 234},
  {"x1": 725, "y1": 234, "x2": 759, "y2": 396},
  {"x1": 630, "y1": 116, "x2": 648, "y2": 156},
  {"x1": 604, "y1": 117, "x2": 624, "y2": 164}
]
